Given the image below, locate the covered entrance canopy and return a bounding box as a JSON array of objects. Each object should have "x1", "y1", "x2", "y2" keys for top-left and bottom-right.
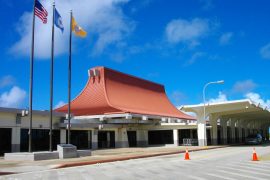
[
  {"x1": 181, "y1": 99, "x2": 270, "y2": 146},
  {"x1": 55, "y1": 66, "x2": 195, "y2": 149},
  {"x1": 56, "y1": 66, "x2": 195, "y2": 126}
]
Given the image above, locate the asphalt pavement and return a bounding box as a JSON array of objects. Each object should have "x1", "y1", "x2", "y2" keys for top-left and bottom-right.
[
  {"x1": 0, "y1": 146, "x2": 222, "y2": 175},
  {"x1": 1, "y1": 144, "x2": 270, "y2": 180}
]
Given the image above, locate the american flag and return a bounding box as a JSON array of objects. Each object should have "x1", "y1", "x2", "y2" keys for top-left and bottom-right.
[{"x1": 34, "y1": 0, "x2": 48, "y2": 24}]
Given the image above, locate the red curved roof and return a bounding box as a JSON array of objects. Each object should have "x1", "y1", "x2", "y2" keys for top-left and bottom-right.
[{"x1": 56, "y1": 67, "x2": 195, "y2": 120}]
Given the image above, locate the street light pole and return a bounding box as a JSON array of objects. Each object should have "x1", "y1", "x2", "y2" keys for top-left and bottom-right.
[
  {"x1": 203, "y1": 80, "x2": 224, "y2": 121},
  {"x1": 199, "y1": 80, "x2": 224, "y2": 146}
]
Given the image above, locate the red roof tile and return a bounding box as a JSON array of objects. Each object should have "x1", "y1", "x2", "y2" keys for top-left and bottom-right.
[{"x1": 56, "y1": 67, "x2": 195, "y2": 120}]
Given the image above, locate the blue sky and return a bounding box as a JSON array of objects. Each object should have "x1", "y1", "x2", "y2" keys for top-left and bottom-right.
[{"x1": 0, "y1": 0, "x2": 270, "y2": 110}]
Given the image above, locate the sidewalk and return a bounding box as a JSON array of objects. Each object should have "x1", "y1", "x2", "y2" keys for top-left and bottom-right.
[{"x1": 0, "y1": 145, "x2": 226, "y2": 176}]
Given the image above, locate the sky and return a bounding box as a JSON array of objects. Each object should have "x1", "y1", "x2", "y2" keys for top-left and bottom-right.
[{"x1": 0, "y1": 0, "x2": 270, "y2": 110}]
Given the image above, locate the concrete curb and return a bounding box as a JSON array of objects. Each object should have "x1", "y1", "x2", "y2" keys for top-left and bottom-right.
[{"x1": 54, "y1": 146, "x2": 227, "y2": 169}]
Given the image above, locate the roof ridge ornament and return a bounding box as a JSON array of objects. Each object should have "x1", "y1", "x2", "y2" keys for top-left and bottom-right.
[
  {"x1": 88, "y1": 68, "x2": 100, "y2": 77},
  {"x1": 88, "y1": 68, "x2": 101, "y2": 83}
]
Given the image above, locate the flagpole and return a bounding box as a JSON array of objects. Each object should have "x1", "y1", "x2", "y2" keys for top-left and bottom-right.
[
  {"x1": 67, "y1": 10, "x2": 72, "y2": 144},
  {"x1": 49, "y1": 1, "x2": 55, "y2": 152},
  {"x1": 28, "y1": 0, "x2": 36, "y2": 153}
]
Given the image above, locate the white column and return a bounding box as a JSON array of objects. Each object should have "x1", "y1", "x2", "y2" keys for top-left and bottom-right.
[
  {"x1": 245, "y1": 122, "x2": 249, "y2": 136},
  {"x1": 60, "y1": 129, "x2": 66, "y2": 144},
  {"x1": 11, "y1": 127, "x2": 21, "y2": 152},
  {"x1": 210, "y1": 115, "x2": 218, "y2": 145},
  {"x1": 91, "y1": 130, "x2": 98, "y2": 150},
  {"x1": 243, "y1": 121, "x2": 247, "y2": 139},
  {"x1": 198, "y1": 122, "x2": 207, "y2": 146},
  {"x1": 115, "y1": 128, "x2": 129, "y2": 148},
  {"x1": 196, "y1": 111, "x2": 207, "y2": 146},
  {"x1": 173, "y1": 129, "x2": 179, "y2": 146},
  {"x1": 137, "y1": 130, "x2": 148, "y2": 147},
  {"x1": 254, "y1": 121, "x2": 258, "y2": 134},
  {"x1": 262, "y1": 125, "x2": 268, "y2": 140},
  {"x1": 238, "y1": 121, "x2": 243, "y2": 143},
  {"x1": 221, "y1": 118, "x2": 228, "y2": 144},
  {"x1": 252, "y1": 121, "x2": 256, "y2": 134},
  {"x1": 190, "y1": 129, "x2": 193, "y2": 139},
  {"x1": 230, "y1": 119, "x2": 236, "y2": 144},
  {"x1": 265, "y1": 127, "x2": 269, "y2": 140}
]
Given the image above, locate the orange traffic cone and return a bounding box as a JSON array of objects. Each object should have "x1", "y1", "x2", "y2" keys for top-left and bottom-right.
[
  {"x1": 184, "y1": 148, "x2": 190, "y2": 160},
  {"x1": 252, "y1": 148, "x2": 259, "y2": 161}
]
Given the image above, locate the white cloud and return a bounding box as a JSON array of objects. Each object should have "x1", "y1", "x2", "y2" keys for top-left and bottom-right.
[
  {"x1": 219, "y1": 32, "x2": 233, "y2": 45},
  {"x1": 10, "y1": 0, "x2": 134, "y2": 59},
  {"x1": 185, "y1": 52, "x2": 205, "y2": 66},
  {"x1": 184, "y1": 111, "x2": 197, "y2": 117},
  {"x1": 165, "y1": 18, "x2": 210, "y2": 46},
  {"x1": 208, "y1": 91, "x2": 228, "y2": 103},
  {"x1": 171, "y1": 91, "x2": 186, "y2": 105},
  {"x1": 0, "y1": 75, "x2": 16, "y2": 88},
  {"x1": 200, "y1": 0, "x2": 214, "y2": 10},
  {"x1": 130, "y1": 0, "x2": 153, "y2": 14},
  {"x1": 232, "y1": 80, "x2": 257, "y2": 93},
  {"x1": 0, "y1": 86, "x2": 26, "y2": 108},
  {"x1": 54, "y1": 101, "x2": 66, "y2": 109},
  {"x1": 260, "y1": 43, "x2": 270, "y2": 59},
  {"x1": 245, "y1": 92, "x2": 270, "y2": 110}
]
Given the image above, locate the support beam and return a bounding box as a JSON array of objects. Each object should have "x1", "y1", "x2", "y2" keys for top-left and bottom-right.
[
  {"x1": 230, "y1": 119, "x2": 236, "y2": 144},
  {"x1": 91, "y1": 130, "x2": 98, "y2": 150},
  {"x1": 220, "y1": 118, "x2": 228, "y2": 144},
  {"x1": 115, "y1": 128, "x2": 129, "y2": 148},
  {"x1": 60, "y1": 129, "x2": 66, "y2": 144},
  {"x1": 11, "y1": 127, "x2": 21, "y2": 152},
  {"x1": 238, "y1": 120, "x2": 243, "y2": 143},
  {"x1": 137, "y1": 130, "x2": 148, "y2": 147},
  {"x1": 173, "y1": 129, "x2": 179, "y2": 146},
  {"x1": 210, "y1": 115, "x2": 218, "y2": 145},
  {"x1": 198, "y1": 122, "x2": 207, "y2": 146},
  {"x1": 196, "y1": 112, "x2": 207, "y2": 146},
  {"x1": 240, "y1": 120, "x2": 247, "y2": 141}
]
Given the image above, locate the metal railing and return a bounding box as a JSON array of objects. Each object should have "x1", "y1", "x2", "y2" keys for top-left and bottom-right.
[{"x1": 183, "y1": 138, "x2": 198, "y2": 146}]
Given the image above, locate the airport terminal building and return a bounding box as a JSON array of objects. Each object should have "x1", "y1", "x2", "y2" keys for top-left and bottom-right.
[
  {"x1": 0, "y1": 66, "x2": 269, "y2": 155},
  {"x1": 0, "y1": 67, "x2": 197, "y2": 155}
]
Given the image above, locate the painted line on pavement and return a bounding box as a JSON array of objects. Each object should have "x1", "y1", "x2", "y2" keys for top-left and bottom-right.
[
  {"x1": 187, "y1": 175, "x2": 208, "y2": 180},
  {"x1": 235, "y1": 161, "x2": 270, "y2": 168},
  {"x1": 217, "y1": 166, "x2": 270, "y2": 178},
  {"x1": 255, "y1": 161, "x2": 270, "y2": 164},
  {"x1": 182, "y1": 148, "x2": 251, "y2": 160},
  {"x1": 227, "y1": 163, "x2": 270, "y2": 173},
  {"x1": 216, "y1": 169, "x2": 266, "y2": 180},
  {"x1": 205, "y1": 173, "x2": 237, "y2": 180}
]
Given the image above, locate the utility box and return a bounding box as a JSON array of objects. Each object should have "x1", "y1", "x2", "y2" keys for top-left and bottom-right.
[{"x1": 57, "y1": 144, "x2": 77, "y2": 159}]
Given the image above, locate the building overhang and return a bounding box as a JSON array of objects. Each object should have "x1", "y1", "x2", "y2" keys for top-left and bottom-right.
[
  {"x1": 180, "y1": 99, "x2": 270, "y2": 123},
  {"x1": 59, "y1": 113, "x2": 197, "y2": 129}
]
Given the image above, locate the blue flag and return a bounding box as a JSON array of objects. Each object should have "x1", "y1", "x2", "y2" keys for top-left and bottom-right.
[{"x1": 54, "y1": 8, "x2": 64, "y2": 33}]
